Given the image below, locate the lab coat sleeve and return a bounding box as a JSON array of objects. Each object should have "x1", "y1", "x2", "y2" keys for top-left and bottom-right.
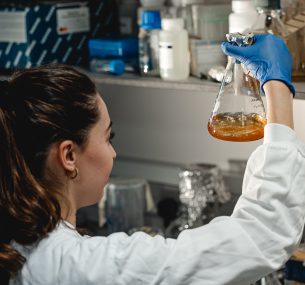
[{"x1": 67, "y1": 123, "x2": 305, "y2": 285}]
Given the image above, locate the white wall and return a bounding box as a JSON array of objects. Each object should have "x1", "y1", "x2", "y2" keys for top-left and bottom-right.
[{"x1": 96, "y1": 82, "x2": 305, "y2": 184}]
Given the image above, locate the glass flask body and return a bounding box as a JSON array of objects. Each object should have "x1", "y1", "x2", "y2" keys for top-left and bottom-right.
[{"x1": 208, "y1": 57, "x2": 266, "y2": 142}]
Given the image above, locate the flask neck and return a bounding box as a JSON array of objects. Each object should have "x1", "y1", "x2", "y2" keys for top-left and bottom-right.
[{"x1": 226, "y1": 56, "x2": 239, "y2": 68}]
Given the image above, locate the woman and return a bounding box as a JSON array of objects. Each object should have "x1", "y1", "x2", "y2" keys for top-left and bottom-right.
[{"x1": 1, "y1": 34, "x2": 304, "y2": 285}]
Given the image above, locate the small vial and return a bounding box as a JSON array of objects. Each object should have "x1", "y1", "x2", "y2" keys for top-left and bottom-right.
[{"x1": 90, "y1": 59, "x2": 125, "y2": 76}]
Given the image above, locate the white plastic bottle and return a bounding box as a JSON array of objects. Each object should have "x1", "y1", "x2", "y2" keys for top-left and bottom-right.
[
  {"x1": 229, "y1": 0, "x2": 260, "y2": 33},
  {"x1": 159, "y1": 18, "x2": 190, "y2": 81}
]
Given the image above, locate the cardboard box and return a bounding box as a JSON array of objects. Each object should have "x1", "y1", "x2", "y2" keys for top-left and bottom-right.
[{"x1": 0, "y1": 0, "x2": 119, "y2": 69}]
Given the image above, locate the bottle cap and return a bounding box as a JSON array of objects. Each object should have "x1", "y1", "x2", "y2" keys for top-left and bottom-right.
[
  {"x1": 254, "y1": 0, "x2": 281, "y2": 9},
  {"x1": 232, "y1": 0, "x2": 256, "y2": 13},
  {"x1": 141, "y1": 11, "x2": 161, "y2": 30},
  {"x1": 161, "y1": 18, "x2": 184, "y2": 31},
  {"x1": 109, "y1": 60, "x2": 125, "y2": 75}
]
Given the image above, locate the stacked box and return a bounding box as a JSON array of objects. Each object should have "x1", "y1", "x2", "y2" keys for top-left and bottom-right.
[
  {"x1": 0, "y1": 0, "x2": 119, "y2": 69},
  {"x1": 190, "y1": 39, "x2": 226, "y2": 78}
]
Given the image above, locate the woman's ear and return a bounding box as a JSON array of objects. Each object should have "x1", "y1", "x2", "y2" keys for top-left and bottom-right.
[{"x1": 57, "y1": 140, "x2": 77, "y2": 172}]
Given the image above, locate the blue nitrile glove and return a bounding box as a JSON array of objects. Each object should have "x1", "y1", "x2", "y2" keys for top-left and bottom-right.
[{"x1": 221, "y1": 34, "x2": 295, "y2": 96}]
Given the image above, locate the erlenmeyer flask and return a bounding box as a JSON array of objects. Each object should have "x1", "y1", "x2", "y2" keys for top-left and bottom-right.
[{"x1": 207, "y1": 33, "x2": 267, "y2": 142}]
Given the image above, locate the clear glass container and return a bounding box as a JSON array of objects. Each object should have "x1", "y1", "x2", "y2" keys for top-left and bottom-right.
[
  {"x1": 251, "y1": 0, "x2": 301, "y2": 78},
  {"x1": 253, "y1": 8, "x2": 288, "y2": 36},
  {"x1": 139, "y1": 11, "x2": 161, "y2": 76},
  {"x1": 105, "y1": 178, "x2": 148, "y2": 234},
  {"x1": 208, "y1": 33, "x2": 267, "y2": 142}
]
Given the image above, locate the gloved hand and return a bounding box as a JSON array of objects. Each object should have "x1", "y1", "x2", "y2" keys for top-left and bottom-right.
[{"x1": 221, "y1": 34, "x2": 295, "y2": 96}]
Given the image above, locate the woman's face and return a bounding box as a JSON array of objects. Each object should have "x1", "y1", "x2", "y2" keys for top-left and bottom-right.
[{"x1": 75, "y1": 95, "x2": 116, "y2": 208}]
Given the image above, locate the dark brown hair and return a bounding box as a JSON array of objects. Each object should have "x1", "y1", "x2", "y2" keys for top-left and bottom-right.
[{"x1": 0, "y1": 64, "x2": 100, "y2": 283}]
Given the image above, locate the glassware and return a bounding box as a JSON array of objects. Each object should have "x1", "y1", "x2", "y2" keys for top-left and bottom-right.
[
  {"x1": 138, "y1": 11, "x2": 161, "y2": 76},
  {"x1": 105, "y1": 178, "x2": 148, "y2": 234},
  {"x1": 253, "y1": 4, "x2": 288, "y2": 36},
  {"x1": 208, "y1": 32, "x2": 267, "y2": 142},
  {"x1": 252, "y1": 0, "x2": 301, "y2": 77}
]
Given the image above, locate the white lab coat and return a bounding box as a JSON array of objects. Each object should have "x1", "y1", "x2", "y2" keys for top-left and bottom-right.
[{"x1": 10, "y1": 124, "x2": 305, "y2": 285}]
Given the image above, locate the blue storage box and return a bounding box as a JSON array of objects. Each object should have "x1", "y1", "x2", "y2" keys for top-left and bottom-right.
[
  {"x1": 0, "y1": 0, "x2": 119, "y2": 69},
  {"x1": 88, "y1": 37, "x2": 138, "y2": 59},
  {"x1": 88, "y1": 37, "x2": 139, "y2": 72}
]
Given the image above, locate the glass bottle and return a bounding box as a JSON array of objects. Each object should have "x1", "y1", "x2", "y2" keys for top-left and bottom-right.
[
  {"x1": 207, "y1": 33, "x2": 267, "y2": 142},
  {"x1": 138, "y1": 10, "x2": 161, "y2": 76},
  {"x1": 253, "y1": 0, "x2": 288, "y2": 35},
  {"x1": 252, "y1": 0, "x2": 301, "y2": 76}
]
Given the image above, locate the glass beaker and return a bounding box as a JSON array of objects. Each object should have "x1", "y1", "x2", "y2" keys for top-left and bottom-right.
[
  {"x1": 105, "y1": 178, "x2": 148, "y2": 234},
  {"x1": 207, "y1": 33, "x2": 267, "y2": 142}
]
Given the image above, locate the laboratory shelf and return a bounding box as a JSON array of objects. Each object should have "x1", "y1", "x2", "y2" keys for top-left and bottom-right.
[
  {"x1": 84, "y1": 69, "x2": 305, "y2": 100},
  {"x1": 87, "y1": 70, "x2": 219, "y2": 93},
  {"x1": 2, "y1": 68, "x2": 305, "y2": 99}
]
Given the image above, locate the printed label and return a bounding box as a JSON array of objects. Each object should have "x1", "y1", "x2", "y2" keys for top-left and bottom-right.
[
  {"x1": 159, "y1": 42, "x2": 174, "y2": 69},
  {"x1": 57, "y1": 6, "x2": 90, "y2": 35},
  {"x1": 0, "y1": 12, "x2": 27, "y2": 43}
]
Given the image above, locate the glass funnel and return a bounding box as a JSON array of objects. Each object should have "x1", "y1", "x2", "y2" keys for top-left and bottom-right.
[{"x1": 207, "y1": 33, "x2": 267, "y2": 142}]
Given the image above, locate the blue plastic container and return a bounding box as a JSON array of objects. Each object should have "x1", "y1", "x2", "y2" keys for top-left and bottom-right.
[
  {"x1": 141, "y1": 10, "x2": 161, "y2": 30},
  {"x1": 88, "y1": 37, "x2": 139, "y2": 59}
]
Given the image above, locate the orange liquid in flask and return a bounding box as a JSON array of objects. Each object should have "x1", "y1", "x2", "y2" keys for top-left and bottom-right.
[{"x1": 207, "y1": 112, "x2": 267, "y2": 142}]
